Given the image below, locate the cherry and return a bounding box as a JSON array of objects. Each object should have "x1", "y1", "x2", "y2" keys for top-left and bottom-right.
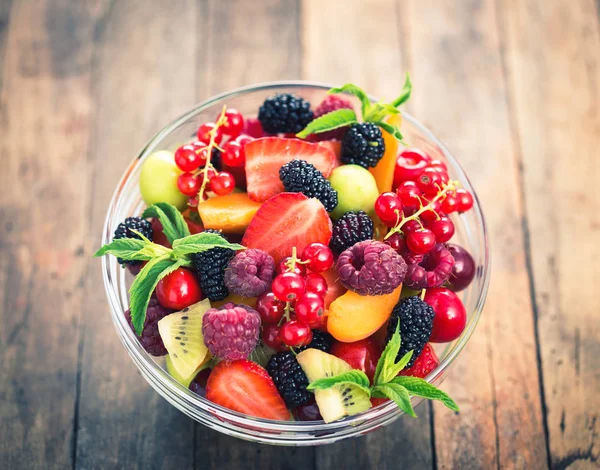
[
  {"x1": 396, "y1": 181, "x2": 422, "y2": 209},
  {"x1": 209, "y1": 171, "x2": 236, "y2": 195},
  {"x1": 293, "y1": 401, "x2": 323, "y2": 421},
  {"x1": 429, "y1": 216, "x2": 455, "y2": 243},
  {"x1": 375, "y1": 192, "x2": 403, "y2": 227},
  {"x1": 279, "y1": 320, "x2": 312, "y2": 347},
  {"x1": 406, "y1": 228, "x2": 436, "y2": 255},
  {"x1": 393, "y1": 148, "x2": 431, "y2": 187},
  {"x1": 261, "y1": 324, "x2": 287, "y2": 351},
  {"x1": 196, "y1": 122, "x2": 224, "y2": 145},
  {"x1": 220, "y1": 108, "x2": 244, "y2": 138},
  {"x1": 174, "y1": 144, "x2": 203, "y2": 172},
  {"x1": 277, "y1": 257, "x2": 306, "y2": 276},
  {"x1": 221, "y1": 140, "x2": 246, "y2": 167},
  {"x1": 256, "y1": 292, "x2": 285, "y2": 324},
  {"x1": 330, "y1": 338, "x2": 382, "y2": 383},
  {"x1": 455, "y1": 188, "x2": 474, "y2": 212},
  {"x1": 425, "y1": 287, "x2": 467, "y2": 342},
  {"x1": 301, "y1": 243, "x2": 334, "y2": 273},
  {"x1": 177, "y1": 172, "x2": 201, "y2": 197},
  {"x1": 401, "y1": 219, "x2": 422, "y2": 234},
  {"x1": 384, "y1": 232, "x2": 406, "y2": 253},
  {"x1": 428, "y1": 159, "x2": 448, "y2": 172},
  {"x1": 441, "y1": 191, "x2": 459, "y2": 214},
  {"x1": 304, "y1": 272, "x2": 328, "y2": 298},
  {"x1": 271, "y1": 272, "x2": 305, "y2": 302},
  {"x1": 446, "y1": 244, "x2": 476, "y2": 291},
  {"x1": 189, "y1": 368, "x2": 212, "y2": 397},
  {"x1": 295, "y1": 292, "x2": 325, "y2": 327},
  {"x1": 155, "y1": 268, "x2": 203, "y2": 310},
  {"x1": 416, "y1": 167, "x2": 444, "y2": 196}
]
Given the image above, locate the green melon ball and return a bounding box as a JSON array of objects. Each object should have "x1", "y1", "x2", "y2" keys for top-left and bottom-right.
[
  {"x1": 329, "y1": 164, "x2": 380, "y2": 219},
  {"x1": 139, "y1": 150, "x2": 188, "y2": 210}
]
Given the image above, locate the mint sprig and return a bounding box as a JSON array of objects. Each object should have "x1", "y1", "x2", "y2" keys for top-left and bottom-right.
[
  {"x1": 304, "y1": 323, "x2": 458, "y2": 418},
  {"x1": 296, "y1": 109, "x2": 358, "y2": 139},
  {"x1": 95, "y1": 203, "x2": 245, "y2": 335}
]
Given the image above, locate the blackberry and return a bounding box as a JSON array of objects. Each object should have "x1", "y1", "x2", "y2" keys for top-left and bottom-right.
[
  {"x1": 341, "y1": 123, "x2": 385, "y2": 169},
  {"x1": 267, "y1": 351, "x2": 311, "y2": 409},
  {"x1": 386, "y1": 296, "x2": 435, "y2": 368},
  {"x1": 124, "y1": 298, "x2": 172, "y2": 356},
  {"x1": 300, "y1": 330, "x2": 333, "y2": 353},
  {"x1": 113, "y1": 217, "x2": 153, "y2": 266},
  {"x1": 330, "y1": 211, "x2": 374, "y2": 255},
  {"x1": 258, "y1": 93, "x2": 314, "y2": 134},
  {"x1": 191, "y1": 231, "x2": 235, "y2": 301},
  {"x1": 279, "y1": 159, "x2": 338, "y2": 212}
]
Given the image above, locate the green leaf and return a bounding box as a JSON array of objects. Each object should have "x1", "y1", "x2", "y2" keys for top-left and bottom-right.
[
  {"x1": 172, "y1": 232, "x2": 245, "y2": 257},
  {"x1": 307, "y1": 370, "x2": 371, "y2": 395},
  {"x1": 296, "y1": 109, "x2": 357, "y2": 138},
  {"x1": 392, "y1": 376, "x2": 460, "y2": 412},
  {"x1": 94, "y1": 237, "x2": 170, "y2": 262},
  {"x1": 328, "y1": 83, "x2": 371, "y2": 117},
  {"x1": 391, "y1": 73, "x2": 412, "y2": 107},
  {"x1": 372, "y1": 383, "x2": 416, "y2": 417},
  {"x1": 376, "y1": 121, "x2": 404, "y2": 142},
  {"x1": 364, "y1": 102, "x2": 401, "y2": 122},
  {"x1": 142, "y1": 203, "x2": 190, "y2": 244},
  {"x1": 374, "y1": 323, "x2": 402, "y2": 385}
]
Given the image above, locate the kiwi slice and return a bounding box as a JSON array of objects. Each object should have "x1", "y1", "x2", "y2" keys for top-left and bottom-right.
[
  {"x1": 158, "y1": 299, "x2": 211, "y2": 380},
  {"x1": 296, "y1": 348, "x2": 372, "y2": 423},
  {"x1": 165, "y1": 353, "x2": 211, "y2": 388}
]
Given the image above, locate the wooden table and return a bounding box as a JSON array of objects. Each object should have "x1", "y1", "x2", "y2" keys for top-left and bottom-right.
[{"x1": 1, "y1": 1, "x2": 598, "y2": 468}]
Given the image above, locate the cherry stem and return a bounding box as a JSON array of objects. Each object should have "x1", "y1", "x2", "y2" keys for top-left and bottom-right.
[
  {"x1": 283, "y1": 302, "x2": 292, "y2": 322},
  {"x1": 197, "y1": 105, "x2": 228, "y2": 201}
]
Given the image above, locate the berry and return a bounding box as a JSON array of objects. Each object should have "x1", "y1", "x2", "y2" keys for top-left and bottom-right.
[
  {"x1": 399, "y1": 343, "x2": 439, "y2": 378},
  {"x1": 393, "y1": 148, "x2": 430, "y2": 187},
  {"x1": 429, "y1": 216, "x2": 455, "y2": 243},
  {"x1": 189, "y1": 368, "x2": 211, "y2": 397},
  {"x1": 336, "y1": 240, "x2": 407, "y2": 296},
  {"x1": 209, "y1": 171, "x2": 235, "y2": 196},
  {"x1": 404, "y1": 243, "x2": 455, "y2": 289},
  {"x1": 258, "y1": 93, "x2": 314, "y2": 134},
  {"x1": 242, "y1": 118, "x2": 266, "y2": 138},
  {"x1": 293, "y1": 401, "x2": 322, "y2": 421},
  {"x1": 124, "y1": 297, "x2": 172, "y2": 356},
  {"x1": 196, "y1": 122, "x2": 223, "y2": 145},
  {"x1": 424, "y1": 287, "x2": 467, "y2": 342},
  {"x1": 221, "y1": 140, "x2": 246, "y2": 167},
  {"x1": 220, "y1": 108, "x2": 244, "y2": 138},
  {"x1": 279, "y1": 159, "x2": 338, "y2": 212},
  {"x1": 174, "y1": 143, "x2": 203, "y2": 172},
  {"x1": 329, "y1": 210, "x2": 374, "y2": 255},
  {"x1": 384, "y1": 232, "x2": 406, "y2": 253},
  {"x1": 304, "y1": 272, "x2": 327, "y2": 298},
  {"x1": 456, "y1": 188, "x2": 474, "y2": 212},
  {"x1": 177, "y1": 172, "x2": 200, "y2": 197},
  {"x1": 441, "y1": 191, "x2": 459, "y2": 213},
  {"x1": 210, "y1": 147, "x2": 223, "y2": 171},
  {"x1": 341, "y1": 123, "x2": 385, "y2": 169},
  {"x1": 310, "y1": 94, "x2": 354, "y2": 141},
  {"x1": 428, "y1": 159, "x2": 448, "y2": 172},
  {"x1": 396, "y1": 180, "x2": 422, "y2": 209},
  {"x1": 406, "y1": 228, "x2": 436, "y2": 254},
  {"x1": 416, "y1": 167, "x2": 444, "y2": 196},
  {"x1": 191, "y1": 233, "x2": 235, "y2": 301},
  {"x1": 113, "y1": 217, "x2": 153, "y2": 266},
  {"x1": 420, "y1": 197, "x2": 442, "y2": 223},
  {"x1": 446, "y1": 244, "x2": 476, "y2": 291},
  {"x1": 375, "y1": 192, "x2": 403, "y2": 227},
  {"x1": 262, "y1": 323, "x2": 287, "y2": 351},
  {"x1": 277, "y1": 257, "x2": 306, "y2": 276},
  {"x1": 279, "y1": 320, "x2": 312, "y2": 347},
  {"x1": 197, "y1": 167, "x2": 217, "y2": 187},
  {"x1": 330, "y1": 338, "x2": 382, "y2": 383},
  {"x1": 386, "y1": 296, "x2": 435, "y2": 368},
  {"x1": 202, "y1": 302, "x2": 261, "y2": 360},
  {"x1": 303, "y1": 329, "x2": 333, "y2": 352},
  {"x1": 205, "y1": 359, "x2": 289, "y2": 420},
  {"x1": 256, "y1": 292, "x2": 286, "y2": 324},
  {"x1": 295, "y1": 292, "x2": 325, "y2": 327},
  {"x1": 245, "y1": 137, "x2": 335, "y2": 202},
  {"x1": 224, "y1": 248, "x2": 275, "y2": 298},
  {"x1": 266, "y1": 351, "x2": 311, "y2": 408},
  {"x1": 271, "y1": 272, "x2": 305, "y2": 302},
  {"x1": 301, "y1": 242, "x2": 334, "y2": 273}
]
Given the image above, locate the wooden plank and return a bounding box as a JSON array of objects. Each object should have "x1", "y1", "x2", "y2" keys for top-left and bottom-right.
[
  {"x1": 0, "y1": 0, "x2": 102, "y2": 468},
  {"x1": 74, "y1": 1, "x2": 199, "y2": 469},
  {"x1": 499, "y1": 0, "x2": 600, "y2": 468},
  {"x1": 404, "y1": 0, "x2": 550, "y2": 468},
  {"x1": 302, "y1": 1, "x2": 435, "y2": 469}
]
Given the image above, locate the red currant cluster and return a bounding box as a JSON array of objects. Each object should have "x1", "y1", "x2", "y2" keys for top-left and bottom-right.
[
  {"x1": 377, "y1": 148, "x2": 475, "y2": 256},
  {"x1": 174, "y1": 108, "x2": 254, "y2": 205},
  {"x1": 256, "y1": 243, "x2": 334, "y2": 350}
]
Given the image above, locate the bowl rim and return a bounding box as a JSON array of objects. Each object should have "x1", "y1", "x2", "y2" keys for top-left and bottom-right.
[{"x1": 101, "y1": 80, "x2": 491, "y2": 435}]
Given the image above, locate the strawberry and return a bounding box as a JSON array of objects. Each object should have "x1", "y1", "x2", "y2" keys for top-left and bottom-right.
[
  {"x1": 400, "y1": 343, "x2": 439, "y2": 378},
  {"x1": 245, "y1": 137, "x2": 335, "y2": 202},
  {"x1": 205, "y1": 360, "x2": 290, "y2": 420},
  {"x1": 316, "y1": 140, "x2": 342, "y2": 169},
  {"x1": 242, "y1": 192, "x2": 333, "y2": 264}
]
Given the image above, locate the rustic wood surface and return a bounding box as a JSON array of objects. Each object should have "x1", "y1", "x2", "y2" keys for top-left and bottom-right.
[{"x1": 0, "y1": 0, "x2": 598, "y2": 469}]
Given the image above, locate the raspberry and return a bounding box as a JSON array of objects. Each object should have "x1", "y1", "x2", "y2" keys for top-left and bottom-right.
[
  {"x1": 124, "y1": 298, "x2": 172, "y2": 356},
  {"x1": 266, "y1": 351, "x2": 311, "y2": 409},
  {"x1": 341, "y1": 123, "x2": 385, "y2": 168},
  {"x1": 224, "y1": 248, "x2": 275, "y2": 297},
  {"x1": 279, "y1": 159, "x2": 338, "y2": 212},
  {"x1": 258, "y1": 93, "x2": 314, "y2": 134},
  {"x1": 310, "y1": 95, "x2": 354, "y2": 141},
  {"x1": 336, "y1": 240, "x2": 407, "y2": 296},
  {"x1": 113, "y1": 216, "x2": 153, "y2": 266},
  {"x1": 404, "y1": 243, "x2": 455, "y2": 289},
  {"x1": 191, "y1": 231, "x2": 235, "y2": 301},
  {"x1": 202, "y1": 302, "x2": 261, "y2": 360},
  {"x1": 386, "y1": 296, "x2": 435, "y2": 368},
  {"x1": 329, "y1": 211, "x2": 374, "y2": 255}
]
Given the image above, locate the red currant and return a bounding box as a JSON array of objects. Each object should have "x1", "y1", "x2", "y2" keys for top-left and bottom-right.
[
  {"x1": 177, "y1": 172, "x2": 201, "y2": 197},
  {"x1": 196, "y1": 146, "x2": 211, "y2": 166},
  {"x1": 196, "y1": 122, "x2": 223, "y2": 145},
  {"x1": 429, "y1": 216, "x2": 455, "y2": 243},
  {"x1": 219, "y1": 108, "x2": 244, "y2": 138},
  {"x1": 456, "y1": 188, "x2": 474, "y2": 212},
  {"x1": 255, "y1": 292, "x2": 285, "y2": 324},
  {"x1": 406, "y1": 228, "x2": 436, "y2": 255},
  {"x1": 174, "y1": 144, "x2": 202, "y2": 172},
  {"x1": 277, "y1": 257, "x2": 306, "y2": 276},
  {"x1": 235, "y1": 134, "x2": 254, "y2": 146},
  {"x1": 221, "y1": 141, "x2": 246, "y2": 167},
  {"x1": 304, "y1": 272, "x2": 328, "y2": 298},
  {"x1": 261, "y1": 324, "x2": 287, "y2": 351},
  {"x1": 396, "y1": 181, "x2": 422, "y2": 209},
  {"x1": 301, "y1": 243, "x2": 334, "y2": 273},
  {"x1": 198, "y1": 168, "x2": 217, "y2": 186},
  {"x1": 402, "y1": 219, "x2": 422, "y2": 234},
  {"x1": 374, "y1": 192, "x2": 403, "y2": 227},
  {"x1": 384, "y1": 232, "x2": 406, "y2": 253},
  {"x1": 279, "y1": 320, "x2": 312, "y2": 347},
  {"x1": 393, "y1": 148, "x2": 431, "y2": 187},
  {"x1": 295, "y1": 292, "x2": 325, "y2": 327},
  {"x1": 420, "y1": 197, "x2": 442, "y2": 223},
  {"x1": 416, "y1": 168, "x2": 444, "y2": 196},
  {"x1": 441, "y1": 191, "x2": 459, "y2": 213},
  {"x1": 271, "y1": 272, "x2": 305, "y2": 302},
  {"x1": 155, "y1": 268, "x2": 203, "y2": 310},
  {"x1": 427, "y1": 159, "x2": 448, "y2": 172},
  {"x1": 209, "y1": 171, "x2": 235, "y2": 196}
]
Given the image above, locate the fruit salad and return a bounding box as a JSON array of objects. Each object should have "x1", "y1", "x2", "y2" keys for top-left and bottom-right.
[{"x1": 96, "y1": 77, "x2": 479, "y2": 423}]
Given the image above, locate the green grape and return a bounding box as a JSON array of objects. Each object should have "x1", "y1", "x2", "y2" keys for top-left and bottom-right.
[
  {"x1": 329, "y1": 164, "x2": 380, "y2": 219},
  {"x1": 139, "y1": 150, "x2": 188, "y2": 210}
]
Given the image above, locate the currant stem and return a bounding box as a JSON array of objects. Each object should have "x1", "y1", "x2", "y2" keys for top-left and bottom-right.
[{"x1": 197, "y1": 106, "x2": 228, "y2": 201}]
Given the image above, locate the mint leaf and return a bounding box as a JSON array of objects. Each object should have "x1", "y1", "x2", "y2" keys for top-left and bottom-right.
[
  {"x1": 307, "y1": 370, "x2": 371, "y2": 395},
  {"x1": 374, "y1": 323, "x2": 402, "y2": 385},
  {"x1": 296, "y1": 109, "x2": 357, "y2": 138},
  {"x1": 375, "y1": 121, "x2": 404, "y2": 142},
  {"x1": 392, "y1": 376, "x2": 459, "y2": 412},
  {"x1": 94, "y1": 237, "x2": 171, "y2": 262},
  {"x1": 172, "y1": 232, "x2": 245, "y2": 257},
  {"x1": 372, "y1": 383, "x2": 416, "y2": 417},
  {"x1": 364, "y1": 102, "x2": 401, "y2": 122},
  {"x1": 391, "y1": 73, "x2": 412, "y2": 107},
  {"x1": 142, "y1": 203, "x2": 190, "y2": 244},
  {"x1": 328, "y1": 84, "x2": 371, "y2": 117}
]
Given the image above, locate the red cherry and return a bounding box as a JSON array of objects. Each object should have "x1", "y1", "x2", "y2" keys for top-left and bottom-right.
[
  {"x1": 279, "y1": 320, "x2": 312, "y2": 347},
  {"x1": 174, "y1": 144, "x2": 203, "y2": 172},
  {"x1": 196, "y1": 122, "x2": 224, "y2": 145},
  {"x1": 261, "y1": 324, "x2": 288, "y2": 351},
  {"x1": 209, "y1": 171, "x2": 235, "y2": 196},
  {"x1": 185, "y1": 218, "x2": 204, "y2": 235},
  {"x1": 425, "y1": 287, "x2": 467, "y2": 342},
  {"x1": 429, "y1": 216, "x2": 455, "y2": 243},
  {"x1": 446, "y1": 244, "x2": 476, "y2": 292},
  {"x1": 330, "y1": 338, "x2": 382, "y2": 383},
  {"x1": 177, "y1": 173, "x2": 201, "y2": 197},
  {"x1": 219, "y1": 108, "x2": 244, "y2": 138},
  {"x1": 155, "y1": 268, "x2": 203, "y2": 310},
  {"x1": 221, "y1": 140, "x2": 246, "y2": 167},
  {"x1": 396, "y1": 181, "x2": 422, "y2": 209},
  {"x1": 301, "y1": 243, "x2": 334, "y2": 273},
  {"x1": 151, "y1": 219, "x2": 171, "y2": 247},
  {"x1": 406, "y1": 228, "x2": 436, "y2": 255},
  {"x1": 455, "y1": 188, "x2": 474, "y2": 212},
  {"x1": 441, "y1": 191, "x2": 459, "y2": 214},
  {"x1": 256, "y1": 292, "x2": 285, "y2": 324},
  {"x1": 295, "y1": 292, "x2": 325, "y2": 327},
  {"x1": 304, "y1": 272, "x2": 328, "y2": 298},
  {"x1": 374, "y1": 192, "x2": 403, "y2": 227},
  {"x1": 277, "y1": 257, "x2": 306, "y2": 276},
  {"x1": 393, "y1": 148, "x2": 431, "y2": 187},
  {"x1": 416, "y1": 168, "x2": 444, "y2": 196},
  {"x1": 428, "y1": 159, "x2": 448, "y2": 172},
  {"x1": 271, "y1": 272, "x2": 306, "y2": 302}
]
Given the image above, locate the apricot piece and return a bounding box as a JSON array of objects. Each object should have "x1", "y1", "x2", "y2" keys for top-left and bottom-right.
[
  {"x1": 321, "y1": 268, "x2": 347, "y2": 308},
  {"x1": 198, "y1": 193, "x2": 261, "y2": 234},
  {"x1": 327, "y1": 284, "x2": 402, "y2": 342},
  {"x1": 212, "y1": 293, "x2": 257, "y2": 309},
  {"x1": 370, "y1": 114, "x2": 402, "y2": 193}
]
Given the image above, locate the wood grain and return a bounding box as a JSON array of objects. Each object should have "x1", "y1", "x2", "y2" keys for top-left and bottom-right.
[
  {"x1": 499, "y1": 0, "x2": 600, "y2": 468},
  {"x1": 404, "y1": 0, "x2": 549, "y2": 468}
]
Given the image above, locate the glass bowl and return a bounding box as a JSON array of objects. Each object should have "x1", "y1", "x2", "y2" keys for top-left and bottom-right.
[{"x1": 101, "y1": 81, "x2": 490, "y2": 446}]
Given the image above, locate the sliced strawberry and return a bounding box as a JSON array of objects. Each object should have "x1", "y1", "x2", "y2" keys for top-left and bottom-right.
[
  {"x1": 400, "y1": 343, "x2": 439, "y2": 378},
  {"x1": 316, "y1": 140, "x2": 342, "y2": 169},
  {"x1": 245, "y1": 137, "x2": 336, "y2": 202},
  {"x1": 205, "y1": 360, "x2": 290, "y2": 421},
  {"x1": 242, "y1": 192, "x2": 333, "y2": 264}
]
